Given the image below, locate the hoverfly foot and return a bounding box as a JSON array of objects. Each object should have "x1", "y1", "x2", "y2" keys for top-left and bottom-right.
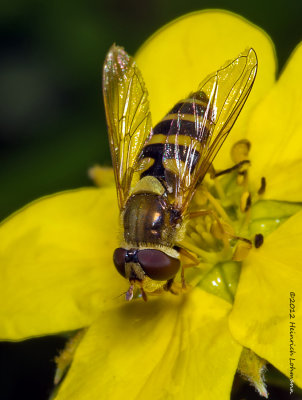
[
  {"x1": 140, "y1": 288, "x2": 148, "y2": 302},
  {"x1": 164, "y1": 278, "x2": 174, "y2": 292},
  {"x1": 125, "y1": 284, "x2": 134, "y2": 301},
  {"x1": 164, "y1": 278, "x2": 187, "y2": 296},
  {"x1": 213, "y1": 160, "x2": 251, "y2": 178}
]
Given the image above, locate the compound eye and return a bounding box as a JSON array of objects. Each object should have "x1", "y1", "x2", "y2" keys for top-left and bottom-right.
[
  {"x1": 137, "y1": 249, "x2": 180, "y2": 281},
  {"x1": 113, "y1": 248, "x2": 127, "y2": 277}
]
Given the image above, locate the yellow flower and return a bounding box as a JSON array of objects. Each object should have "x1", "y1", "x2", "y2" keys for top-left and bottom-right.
[{"x1": 1, "y1": 10, "x2": 302, "y2": 400}]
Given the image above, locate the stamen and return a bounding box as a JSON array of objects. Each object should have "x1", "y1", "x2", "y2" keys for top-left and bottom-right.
[
  {"x1": 237, "y1": 170, "x2": 248, "y2": 186},
  {"x1": 183, "y1": 140, "x2": 261, "y2": 295},
  {"x1": 258, "y1": 177, "x2": 266, "y2": 195},
  {"x1": 254, "y1": 234, "x2": 264, "y2": 248},
  {"x1": 232, "y1": 241, "x2": 252, "y2": 261},
  {"x1": 240, "y1": 192, "x2": 252, "y2": 212},
  {"x1": 204, "y1": 191, "x2": 231, "y2": 223},
  {"x1": 180, "y1": 240, "x2": 220, "y2": 264},
  {"x1": 231, "y1": 139, "x2": 251, "y2": 164},
  {"x1": 213, "y1": 177, "x2": 226, "y2": 200},
  {"x1": 200, "y1": 231, "x2": 217, "y2": 247}
]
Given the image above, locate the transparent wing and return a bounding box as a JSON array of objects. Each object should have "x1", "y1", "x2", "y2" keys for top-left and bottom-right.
[
  {"x1": 163, "y1": 48, "x2": 258, "y2": 213},
  {"x1": 103, "y1": 45, "x2": 152, "y2": 209}
]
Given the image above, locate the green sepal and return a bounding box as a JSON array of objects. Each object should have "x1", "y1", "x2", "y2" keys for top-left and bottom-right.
[
  {"x1": 249, "y1": 200, "x2": 302, "y2": 237},
  {"x1": 238, "y1": 347, "x2": 268, "y2": 398},
  {"x1": 198, "y1": 261, "x2": 241, "y2": 303}
]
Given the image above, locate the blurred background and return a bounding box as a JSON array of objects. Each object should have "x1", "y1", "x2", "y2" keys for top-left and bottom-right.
[
  {"x1": 1, "y1": 0, "x2": 302, "y2": 221},
  {"x1": 0, "y1": 0, "x2": 301, "y2": 399}
]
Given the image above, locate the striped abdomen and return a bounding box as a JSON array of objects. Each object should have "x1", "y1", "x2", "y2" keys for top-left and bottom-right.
[{"x1": 138, "y1": 91, "x2": 213, "y2": 184}]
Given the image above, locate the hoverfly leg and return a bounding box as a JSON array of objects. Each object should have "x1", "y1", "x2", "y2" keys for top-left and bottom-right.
[
  {"x1": 164, "y1": 278, "x2": 179, "y2": 295},
  {"x1": 125, "y1": 284, "x2": 134, "y2": 301},
  {"x1": 232, "y1": 235, "x2": 252, "y2": 246},
  {"x1": 179, "y1": 247, "x2": 199, "y2": 266},
  {"x1": 178, "y1": 248, "x2": 200, "y2": 289},
  {"x1": 181, "y1": 264, "x2": 186, "y2": 289},
  {"x1": 140, "y1": 288, "x2": 148, "y2": 302},
  {"x1": 187, "y1": 208, "x2": 219, "y2": 222},
  {"x1": 212, "y1": 160, "x2": 251, "y2": 178},
  {"x1": 164, "y1": 278, "x2": 174, "y2": 292}
]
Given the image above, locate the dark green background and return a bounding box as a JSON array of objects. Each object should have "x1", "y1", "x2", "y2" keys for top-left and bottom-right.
[
  {"x1": 1, "y1": 0, "x2": 302, "y2": 220},
  {"x1": 0, "y1": 1, "x2": 301, "y2": 399}
]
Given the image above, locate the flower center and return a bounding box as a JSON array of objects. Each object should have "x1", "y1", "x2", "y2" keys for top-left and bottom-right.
[
  {"x1": 180, "y1": 139, "x2": 302, "y2": 303},
  {"x1": 180, "y1": 139, "x2": 262, "y2": 302}
]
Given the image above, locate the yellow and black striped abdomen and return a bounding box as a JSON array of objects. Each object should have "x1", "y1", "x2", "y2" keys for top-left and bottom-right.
[{"x1": 138, "y1": 91, "x2": 212, "y2": 184}]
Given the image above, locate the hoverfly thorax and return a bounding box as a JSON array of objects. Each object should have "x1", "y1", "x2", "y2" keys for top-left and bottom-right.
[
  {"x1": 103, "y1": 44, "x2": 257, "y2": 301},
  {"x1": 123, "y1": 192, "x2": 175, "y2": 245}
]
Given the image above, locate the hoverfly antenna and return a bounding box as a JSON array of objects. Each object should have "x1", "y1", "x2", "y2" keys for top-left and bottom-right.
[{"x1": 113, "y1": 291, "x2": 128, "y2": 300}]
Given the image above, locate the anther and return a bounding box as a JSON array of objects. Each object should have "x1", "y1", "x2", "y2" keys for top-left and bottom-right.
[
  {"x1": 258, "y1": 177, "x2": 266, "y2": 195},
  {"x1": 231, "y1": 139, "x2": 251, "y2": 164},
  {"x1": 240, "y1": 191, "x2": 252, "y2": 212},
  {"x1": 237, "y1": 170, "x2": 247, "y2": 185},
  {"x1": 254, "y1": 234, "x2": 264, "y2": 248},
  {"x1": 232, "y1": 241, "x2": 252, "y2": 261}
]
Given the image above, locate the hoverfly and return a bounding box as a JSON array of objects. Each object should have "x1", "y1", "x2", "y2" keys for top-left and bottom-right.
[{"x1": 103, "y1": 45, "x2": 257, "y2": 301}]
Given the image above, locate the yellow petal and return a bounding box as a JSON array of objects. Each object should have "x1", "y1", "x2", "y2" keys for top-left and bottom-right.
[
  {"x1": 229, "y1": 210, "x2": 302, "y2": 388},
  {"x1": 248, "y1": 42, "x2": 302, "y2": 201},
  {"x1": 136, "y1": 10, "x2": 276, "y2": 169},
  {"x1": 55, "y1": 289, "x2": 241, "y2": 400},
  {"x1": 0, "y1": 188, "x2": 128, "y2": 340}
]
